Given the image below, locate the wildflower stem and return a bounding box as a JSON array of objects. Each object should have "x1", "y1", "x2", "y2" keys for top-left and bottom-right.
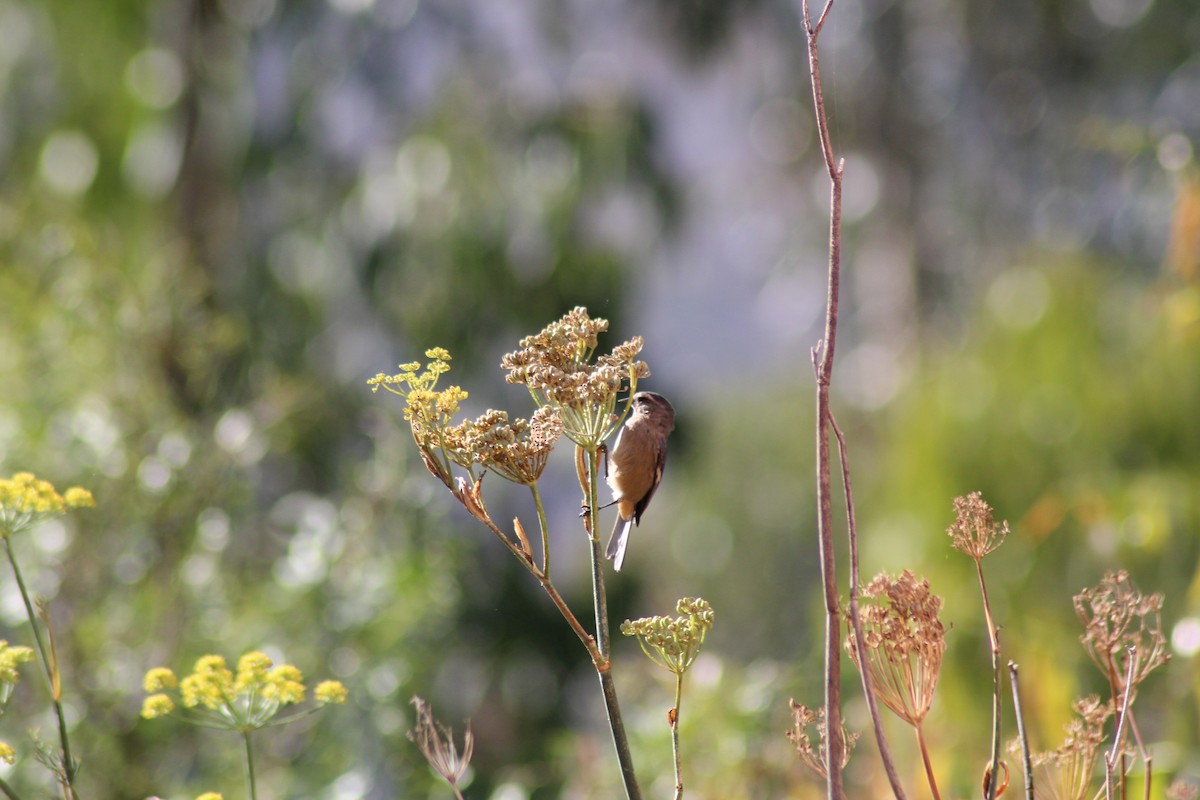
[
  {"x1": 243, "y1": 729, "x2": 259, "y2": 800},
  {"x1": 1008, "y1": 663, "x2": 1035, "y2": 800},
  {"x1": 3, "y1": 539, "x2": 79, "y2": 800},
  {"x1": 581, "y1": 445, "x2": 641, "y2": 800},
  {"x1": 973, "y1": 558, "x2": 1002, "y2": 800},
  {"x1": 914, "y1": 721, "x2": 942, "y2": 800},
  {"x1": 671, "y1": 671, "x2": 684, "y2": 800},
  {"x1": 802, "y1": 0, "x2": 846, "y2": 792},
  {"x1": 530, "y1": 483, "x2": 551, "y2": 577},
  {"x1": 831, "y1": 415, "x2": 907, "y2": 800},
  {"x1": 1105, "y1": 649, "x2": 1137, "y2": 800},
  {"x1": 0, "y1": 777, "x2": 21, "y2": 800}
]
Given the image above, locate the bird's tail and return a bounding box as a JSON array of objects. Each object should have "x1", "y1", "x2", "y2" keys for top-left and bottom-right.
[{"x1": 606, "y1": 516, "x2": 633, "y2": 572}]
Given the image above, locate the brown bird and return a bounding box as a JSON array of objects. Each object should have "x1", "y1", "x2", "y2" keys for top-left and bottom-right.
[{"x1": 605, "y1": 391, "x2": 675, "y2": 571}]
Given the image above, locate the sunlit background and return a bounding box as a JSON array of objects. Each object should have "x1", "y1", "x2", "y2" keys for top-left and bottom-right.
[{"x1": 2, "y1": 0, "x2": 1200, "y2": 796}]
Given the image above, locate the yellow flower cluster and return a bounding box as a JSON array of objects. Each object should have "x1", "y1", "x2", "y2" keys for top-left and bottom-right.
[
  {"x1": 142, "y1": 651, "x2": 346, "y2": 731},
  {"x1": 0, "y1": 472, "x2": 94, "y2": 538},
  {"x1": 621, "y1": 597, "x2": 715, "y2": 675},
  {"x1": 0, "y1": 640, "x2": 34, "y2": 685},
  {"x1": 0, "y1": 741, "x2": 13, "y2": 765}
]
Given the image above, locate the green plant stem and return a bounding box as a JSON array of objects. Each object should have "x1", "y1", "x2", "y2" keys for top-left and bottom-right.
[
  {"x1": 580, "y1": 446, "x2": 641, "y2": 800},
  {"x1": 1008, "y1": 663, "x2": 1034, "y2": 800},
  {"x1": 3, "y1": 539, "x2": 78, "y2": 800},
  {"x1": 915, "y1": 722, "x2": 942, "y2": 800},
  {"x1": 671, "y1": 671, "x2": 684, "y2": 800},
  {"x1": 0, "y1": 776, "x2": 23, "y2": 800},
  {"x1": 530, "y1": 483, "x2": 551, "y2": 577},
  {"x1": 243, "y1": 729, "x2": 258, "y2": 800}
]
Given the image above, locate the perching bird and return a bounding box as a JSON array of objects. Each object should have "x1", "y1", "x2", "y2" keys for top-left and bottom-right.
[{"x1": 605, "y1": 391, "x2": 675, "y2": 571}]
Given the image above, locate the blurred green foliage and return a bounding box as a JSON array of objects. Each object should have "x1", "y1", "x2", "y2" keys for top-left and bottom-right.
[{"x1": 2, "y1": 0, "x2": 1199, "y2": 797}]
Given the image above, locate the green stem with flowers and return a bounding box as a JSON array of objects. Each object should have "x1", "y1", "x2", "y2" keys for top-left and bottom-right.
[
  {"x1": 4, "y1": 538, "x2": 79, "y2": 800},
  {"x1": 671, "y1": 670, "x2": 684, "y2": 800},
  {"x1": 0, "y1": 776, "x2": 23, "y2": 800},
  {"x1": 243, "y1": 729, "x2": 259, "y2": 800},
  {"x1": 581, "y1": 444, "x2": 641, "y2": 800}
]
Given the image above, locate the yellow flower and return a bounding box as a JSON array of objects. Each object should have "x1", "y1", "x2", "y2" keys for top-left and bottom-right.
[
  {"x1": 0, "y1": 741, "x2": 13, "y2": 765},
  {"x1": 235, "y1": 651, "x2": 273, "y2": 691},
  {"x1": 142, "y1": 667, "x2": 178, "y2": 692},
  {"x1": 264, "y1": 664, "x2": 305, "y2": 704},
  {"x1": 181, "y1": 656, "x2": 234, "y2": 710},
  {"x1": 144, "y1": 651, "x2": 343, "y2": 731},
  {"x1": 141, "y1": 693, "x2": 176, "y2": 719},
  {"x1": 195, "y1": 793, "x2": 224, "y2": 800},
  {"x1": 0, "y1": 472, "x2": 93, "y2": 537},
  {"x1": 315, "y1": 680, "x2": 348, "y2": 705},
  {"x1": 0, "y1": 641, "x2": 34, "y2": 684}
]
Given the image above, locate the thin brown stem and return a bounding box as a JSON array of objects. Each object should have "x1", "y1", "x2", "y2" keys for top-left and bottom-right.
[
  {"x1": 973, "y1": 559, "x2": 1002, "y2": 800},
  {"x1": 831, "y1": 415, "x2": 907, "y2": 800},
  {"x1": 915, "y1": 722, "x2": 943, "y2": 800},
  {"x1": 1008, "y1": 663, "x2": 1035, "y2": 800},
  {"x1": 802, "y1": 0, "x2": 846, "y2": 796}
]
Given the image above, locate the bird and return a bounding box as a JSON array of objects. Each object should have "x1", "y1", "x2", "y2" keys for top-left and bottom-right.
[{"x1": 605, "y1": 391, "x2": 675, "y2": 571}]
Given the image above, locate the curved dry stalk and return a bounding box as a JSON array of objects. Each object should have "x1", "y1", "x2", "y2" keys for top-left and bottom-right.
[{"x1": 831, "y1": 415, "x2": 908, "y2": 800}]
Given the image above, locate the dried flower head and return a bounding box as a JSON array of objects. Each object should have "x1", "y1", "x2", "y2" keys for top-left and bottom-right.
[
  {"x1": 0, "y1": 472, "x2": 94, "y2": 539},
  {"x1": 408, "y1": 696, "x2": 473, "y2": 792},
  {"x1": 501, "y1": 307, "x2": 650, "y2": 446},
  {"x1": 846, "y1": 570, "x2": 946, "y2": 727},
  {"x1": 1074, "y1": 571, "x2": 1169, "y2": 698},
  {"x1": 787, "y1": 700, "x2": 858, "y2": 779},
  {"x1": 948, "y1": 491, "x2": 1009, "y2": 561},
  {"x1": 1017, "y1": 695, "x2": 1112, "y2": 800},
  {"x1": 448, "y1": 406, "x2": 563, "y2": 485},
  {"x1": 620, "y1": 597, "x2": 714, "y2": 675}
]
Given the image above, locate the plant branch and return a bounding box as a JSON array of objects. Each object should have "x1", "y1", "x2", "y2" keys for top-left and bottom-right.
[
  {"x1": 1105, "y1": 649, "x2": 1137, "y2": 800},
  {"x1": 802, "y1": 0, "x2": 846, "y2": 796},
  {"x1": 1008, "y1": 663, "x2": 1034, "y2": 800},
  {"x1": 0, "y1": 776, "x2": 22, "y2": 800},
  {"x1": 973, "y1": 559, "x2": 1002, "y2": 800},
  {"x1": 915, "y1": 722, "x2": 943, "y2": 800},
  {"x1": 830, "y1": 415, "x2": 907, "y2": 800},
  {"x1": 580, "y1": 445, "x2": 641, "y2": 800},
  {"x1": 243, "y1": 729, "x2": 258, "y2": 800},
  {"x1": 4, "y1": 539, "x2": 79, "y2": 800},
  {"x1": 672, "y1": 672, "x2": 684, "y2": 800}
]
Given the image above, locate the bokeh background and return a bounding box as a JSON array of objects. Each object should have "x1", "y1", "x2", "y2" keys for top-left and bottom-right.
[{"x1": 2, "y1": 0, "x2": 1200, "y2": 797}]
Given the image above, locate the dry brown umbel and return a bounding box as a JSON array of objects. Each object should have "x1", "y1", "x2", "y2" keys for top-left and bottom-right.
[
  {"x1": 847, "y1": 570, "x2": 946, "y2": 800},
  {"x1": 408, "y1": 696, "x2": 474, "y2": 800},
  {"x1": 1015, "y1": 695, "x2": 1112, "y2": 800},
  {"x1": 1074, "y1": 570, "x2": 1169, "y2": 700},
  {"x1": 787, "y1": 700, "x2": 858, "y2": 780}
]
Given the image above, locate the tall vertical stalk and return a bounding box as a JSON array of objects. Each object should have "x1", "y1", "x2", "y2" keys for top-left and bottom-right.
[
  {"x1": 242, "y1": 730, "x2": 259, "y2": 800},
  {"x1": 1009, "y1": 663, "x2": 1035, "y2": 800},
  {"x1": 671, "y1": 671, "x2": 684, "y2": 800},
  {"x1": 802, "y1": 0, "x2": 846, "y2": 796},
  {"x1": 580, "y1": 445, "x2": 641, "y2": 800},
  {"x1": 4, "y1": 539, "x2": 79, "y2": 800}
]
